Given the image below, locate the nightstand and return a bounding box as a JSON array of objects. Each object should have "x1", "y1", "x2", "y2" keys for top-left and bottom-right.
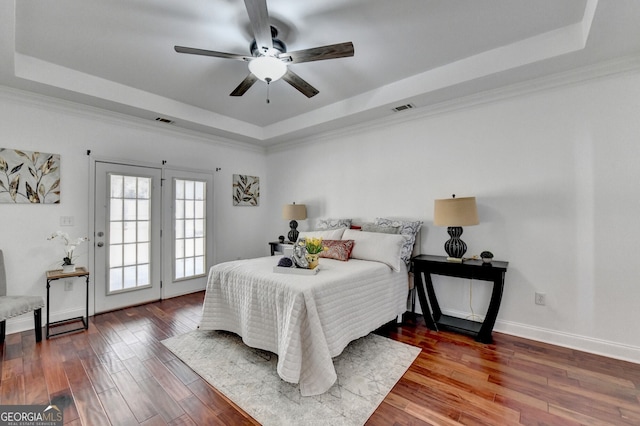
[
  {"x1": 412, "y1": 254, "x2": 508, "y2": 343},
  {"x1": 268, "y1": 241, "x2": 294, "y2": 256}
]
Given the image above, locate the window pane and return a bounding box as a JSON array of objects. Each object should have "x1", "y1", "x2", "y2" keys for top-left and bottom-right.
[
  {"x1": 195, "y1": 182, "x2": 205, "y2": 200},
  {"x1": 110, "y1": 245, "x2": 123, "y2": 267},
  {"x1": 123, "y1": 244, "x2": 137, "y2": 266},
  {"x1": 124, "y1": 176, "x2": 137, "y2": 198},
  {"x1": 110, "y1": 175, "x2": 123, "y2": 198},
  {"x1": 138, "y1": 200, "x2": 149, "y2": 221},
  {"x1": 137, "y1": 264, "x2": 149, "y2": 286},
  {"x1": 138, "y1": 242, "x2": 149, "y2": 264},
  {"x1": 138, "y1": 178, "x2": 150, "y2": 199},
  {"x1": 110, "y1": 199, "x2": 123, "y2": 221},
  {"x1": 123, "y1": 266, "x2": 137, "y2": 288},
  {"x1": 110, "y1": 268, "x2": 123, "y2": 292},
  {"x1": 137, "y1": 221, "x2": 149, "y2": 242},
  {"x1": 123, "y1": 221, "x2": 136, "y2": 243},
  {"x1": 195, "y1": 237, "x2": 204, "y2": 256},
  {"x1": 176, "y1": 259, "x2": 185, "y2": 279},
  {"x1": 110, "y1": 221, "x2": 123, "y2": 245}
]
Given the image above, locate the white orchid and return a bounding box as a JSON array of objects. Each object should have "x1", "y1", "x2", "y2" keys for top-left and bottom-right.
[{"x1": 48, "y1": 230, "x2": 89, "y2": 265}]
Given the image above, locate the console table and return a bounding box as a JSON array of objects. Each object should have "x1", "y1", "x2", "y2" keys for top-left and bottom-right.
[
  {"x1": 46, "y1": 267, "x2": 90, "y2": 339},
  {"x1": 412, "y1": 254, "x2": 508, "y2": 343}
]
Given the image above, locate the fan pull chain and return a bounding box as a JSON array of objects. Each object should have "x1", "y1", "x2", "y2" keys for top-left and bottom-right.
[{"x1": 266, "y1": 77, "x2": 272, "y2": 104}]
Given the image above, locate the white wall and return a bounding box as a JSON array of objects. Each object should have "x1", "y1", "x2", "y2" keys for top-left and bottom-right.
[
  {"x1": 0, "y1": 87, "x2": 269, "y2": 334},
  {"x1": 266, "y1": 70, "x2": 640, "y2": 363}
]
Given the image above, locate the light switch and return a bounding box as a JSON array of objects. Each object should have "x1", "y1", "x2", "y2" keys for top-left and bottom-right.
[{"x1": 60, "y1": 216, "x2": 74, "y2": 226}]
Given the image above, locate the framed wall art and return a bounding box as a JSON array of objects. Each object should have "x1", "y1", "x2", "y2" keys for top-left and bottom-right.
[
  {"x1": 232, "y1": 174, "x2": 259, "y2": 206},
  {"x1": 0, "y1": 148, "x2": 60, "y2": 204}
]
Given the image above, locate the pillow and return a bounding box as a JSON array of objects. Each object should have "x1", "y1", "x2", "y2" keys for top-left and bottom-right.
[
  {"x1": 342, "y1": 229, "x2": 406, "y2": 271},
  {"x1": 298, "y1": 228, "x2": 346, "y2": 240},
  {"x1": 374, "y1": 218, "x2": 423, "y2": 265},
  {"x1": 318, "y1": 240, "x2": 354, "y2": 261},
  {"x1": 316, "y1": 218, "x2": 352, "y2": 230},
  {"x1": 361, "y1": 222, "x2": 401, "y2": 234}
]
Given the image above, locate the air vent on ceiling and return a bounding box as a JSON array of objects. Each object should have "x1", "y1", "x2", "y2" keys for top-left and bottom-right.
[
  {"x1": 391, "y1": 103, "x2": 415, "y2": 112},
  {"x1": 155, "y1": 117, "x2": 174, "y2": 124}
]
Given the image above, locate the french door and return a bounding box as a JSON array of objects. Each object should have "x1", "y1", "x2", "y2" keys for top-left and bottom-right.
[
  {"x1": 162, "y1": 169, "x2": 214, "y2": 298},
  {"x1": 94, "y1": 162, "x2": 162, "y2": 313}
]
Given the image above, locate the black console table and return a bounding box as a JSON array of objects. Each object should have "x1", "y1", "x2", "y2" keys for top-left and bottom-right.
[{"x1": 412, "y1": 254, "x2": 508, "y2": 343}]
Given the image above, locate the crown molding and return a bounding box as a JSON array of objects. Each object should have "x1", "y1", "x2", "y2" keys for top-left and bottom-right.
[
  {"x1": 0, "y1": 84, "x2": 266, "y2": 154},
  {"x1": 267, "y1": 53, "x2": 640, "y2": 154}
]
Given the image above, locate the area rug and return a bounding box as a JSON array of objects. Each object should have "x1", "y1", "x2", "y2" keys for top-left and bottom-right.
[{"x1": 162, "y1": 330, "x2": 421, "y2": 426}]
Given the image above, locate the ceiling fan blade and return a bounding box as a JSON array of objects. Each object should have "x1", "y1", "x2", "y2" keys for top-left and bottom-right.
[
  {"x1": 279, "y1": 42, "x2": 354, "y2": 64},
  {"x1": 230, "y1": 74, "x2": 259, "y2": 96},
  {"x1": 244, "y1": 0, "x2": 273, "y2": 53},
  {"x1": 282, "y1": 69, "x2": 319, "y2": 98},
  {"x1": 174, "y1": 46, "x2": 251, "y2": 61}
]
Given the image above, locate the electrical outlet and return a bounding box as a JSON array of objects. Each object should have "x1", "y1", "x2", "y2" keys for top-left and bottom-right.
[
  {"x1": 65, "y1": 281, "x2": 73, "y2": 291},
  {"x1": 535, "y1": 292, "x2": 546, "y2": 305}
]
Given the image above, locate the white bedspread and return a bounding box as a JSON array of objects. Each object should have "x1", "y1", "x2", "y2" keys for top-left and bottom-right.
[{"x1": 199, "y1": 256, "x2": 408, "y2": 396}]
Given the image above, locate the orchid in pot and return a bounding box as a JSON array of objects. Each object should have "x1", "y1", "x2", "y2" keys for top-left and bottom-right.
[{"x1": 48, "y1": 231, "x2": 89, "y2": 272}]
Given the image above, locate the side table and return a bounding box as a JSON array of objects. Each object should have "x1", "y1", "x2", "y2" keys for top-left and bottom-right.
[
  {"x1": 46, "y1": 267, "x2": 90, "y2": 339},
  {"x1": 412, "y1": 254, "x2": 508, "y2": 343},
  {"x1": 268, "y1": 241, "x2": 294, "y2": 256}
]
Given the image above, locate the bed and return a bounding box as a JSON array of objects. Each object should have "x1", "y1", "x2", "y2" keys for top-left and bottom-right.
[{"x1": 199, "y1": 221, "x2": 422, "y2": 396}]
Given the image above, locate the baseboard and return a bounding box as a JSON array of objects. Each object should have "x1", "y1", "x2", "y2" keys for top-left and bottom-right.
[
  {"x1": 414, "y1": 306, "x2": 640, "y2": 364},
  {"x1": 494, "y1": 320, "x2": 640, "y2": 365},
  {"x1": 4, "y1": 308, "x2": 87, "y2": 338}
]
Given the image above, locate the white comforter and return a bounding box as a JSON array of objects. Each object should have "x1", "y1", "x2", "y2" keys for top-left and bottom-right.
[{"x1": 199, "y1": 256, "x2": 408, "y2": 396}]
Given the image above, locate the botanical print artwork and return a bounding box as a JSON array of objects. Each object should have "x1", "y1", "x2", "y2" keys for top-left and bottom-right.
[
  {"x1": 0, "y1": 148, "x2": 61, "y2": 204},
  {"x1": 232, "y1": 174, "x2": 259, "y2": 206}
]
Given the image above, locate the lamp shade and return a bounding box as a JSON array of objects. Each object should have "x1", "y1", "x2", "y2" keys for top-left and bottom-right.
[
  {"x1": 433, "y1": 196, "x2": 479, "y2": 227},
  {"x1": 249, "y1": 56, "x2": 287, "y2": 82},
  {"x1": 282, "y1": 203, "x2": 307, "y2": 220}
]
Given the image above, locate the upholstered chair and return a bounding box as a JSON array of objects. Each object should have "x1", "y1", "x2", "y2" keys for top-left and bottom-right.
[{"x1": 0, "y1": 250, "x2": 45, "y2": 344}]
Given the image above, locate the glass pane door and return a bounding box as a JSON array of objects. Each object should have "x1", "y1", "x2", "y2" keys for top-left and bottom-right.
[
  {"x1": 174, "y1": 178, "x2": 206, "y2": 280},
  {"x1": 108, "y1": 174, "x2": 152, "y2": 293}
]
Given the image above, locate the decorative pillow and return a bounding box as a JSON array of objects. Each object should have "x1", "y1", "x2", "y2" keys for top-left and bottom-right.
[
  {"x1": 298, "y1": 228, "x2": 346, "y2": 241},
  {"x1": 374, "y1": 218, "x2": 423, "y2": 265},
  {"x1": 318, "y1": 240, "x2": 355, "y2": 261},
  {"x1": 316, "y1": 218, "x2": 352, "y2": 230},
  {"x1": 342, "y1": 229, "x2": 406, "y2": 271},
  {"x1": 361, "y1": 222, "x2": 401, "y2": 234}
]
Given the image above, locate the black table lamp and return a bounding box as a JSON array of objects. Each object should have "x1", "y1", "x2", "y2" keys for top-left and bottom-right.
[
  {"x1": 282, "y1": 202, "x2": 307, "y2": 242},
  {"x1": 434, "y1": 195, "x2": 479, "y2": 262}
]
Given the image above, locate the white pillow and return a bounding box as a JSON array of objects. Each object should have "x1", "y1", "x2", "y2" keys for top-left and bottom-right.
[
  {"x1": 342, "y1": 229, "x2": 406, "y2": 271},
  {"x1": 298, "y1": 228, "x2": 346, "y2": 241}
]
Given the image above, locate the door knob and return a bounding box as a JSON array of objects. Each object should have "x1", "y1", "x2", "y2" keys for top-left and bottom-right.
[{"x1": 97, "y1": 242, "x2": 104, "y2": 247}]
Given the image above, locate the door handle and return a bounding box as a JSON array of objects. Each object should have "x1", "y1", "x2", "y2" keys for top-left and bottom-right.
[{"x1": 97, "y1": 242, "x2": 104, "y2": 247}]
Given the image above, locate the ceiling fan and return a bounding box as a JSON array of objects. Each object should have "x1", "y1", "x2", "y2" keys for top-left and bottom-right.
[{"x1": 174, "y1": 0, "x2": 354, "y2": 100}]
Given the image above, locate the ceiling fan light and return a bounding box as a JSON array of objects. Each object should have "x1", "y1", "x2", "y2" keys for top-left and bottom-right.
[{"x1": 249, "y1": 56, "x2": 287, "y2": 82}]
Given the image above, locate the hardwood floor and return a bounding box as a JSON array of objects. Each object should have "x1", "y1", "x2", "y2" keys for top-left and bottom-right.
[{"x1": 1, "y1": 292, "x2": 639, "y2": 425}]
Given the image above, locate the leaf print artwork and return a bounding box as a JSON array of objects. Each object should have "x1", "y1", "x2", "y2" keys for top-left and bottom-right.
[
  {"x1": 232, "y1": 174, "x2": 260, "y2": 206},
  {"x1": 0, "y1": 148, "x2": 61, "y2": 203}
]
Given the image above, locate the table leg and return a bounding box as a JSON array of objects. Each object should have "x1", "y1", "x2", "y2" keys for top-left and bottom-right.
[{"x1": 477, "y1": 272, "x2": 505, "y2": 343}]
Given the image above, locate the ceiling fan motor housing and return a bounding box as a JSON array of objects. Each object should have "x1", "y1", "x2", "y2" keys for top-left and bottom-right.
[{"x1": 250, "y1": 26, "x2": 286, "y2": 56}]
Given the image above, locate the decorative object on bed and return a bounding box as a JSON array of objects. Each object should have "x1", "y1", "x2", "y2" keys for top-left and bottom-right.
[
  {"x1": 342, "y1": 228, "x2": 406, "y2": 271},
  {"x1": 361, "y1": 222, "x2": 401, "y2": 234},
  {"x1": 303, "y1": 237, "x2": 326, "y2": 269},
  {"x1": 433, "y1": 194, "x2": 479, "y2": 262},
  {"x1": 291, "y1": 238, "x2": 310, "y2": 268},
  {"x1": 282, "y1": 202, "x2": 307, "y2": 241},
  {"x1": 374, "y1": 217, "x2": 423, "y2": 265},
  {"x1": 0, "y1": 148, "x2": 60, "y2": 204},
  {"x1": 232, "y1": 174, "x2": 259, "y2": 206},
  {"x1": 298, "y1": 228, "x2": 346, "y2": 241},
  {"x1": 162, "y1": 330, "x2": 420, "y2": 426},
  {"x1": 315, "y1": 217, "x2": 352, "y2": 230},
  {"x1": 200, "y1": 255, "x2": 408, "y2": 396},
  {"x1": 318, "y1": 239, "x2": 354, "y2": 261}
]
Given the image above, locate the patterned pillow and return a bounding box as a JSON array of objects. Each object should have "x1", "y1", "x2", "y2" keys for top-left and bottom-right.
[
  {"x1": 361, "y1": 222, "x2": 401, "y2": 234},
  {"x1": 318, "y1": 240, "x2": 355, "y2": 261},
  {"x1": 316, "y1": 218, "x2": 352, "y2": 230},
  {"x1": 374, "y1": 218, "x2": 423, "y2": 265}
]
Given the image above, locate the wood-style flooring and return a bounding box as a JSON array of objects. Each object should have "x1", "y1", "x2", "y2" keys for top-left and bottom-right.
[{"x1": 1, "y1": 291, "x2": 639, "y2": 425}]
